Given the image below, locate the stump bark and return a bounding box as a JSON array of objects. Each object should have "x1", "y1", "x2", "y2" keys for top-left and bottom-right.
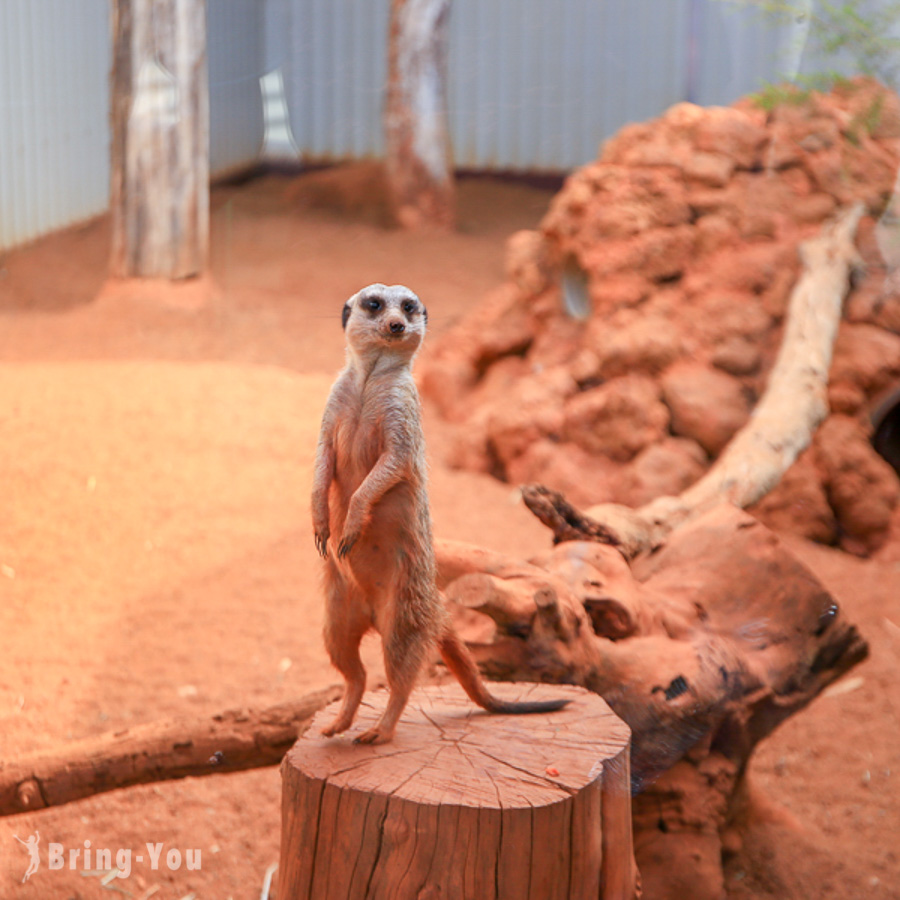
[{"x1": 279, "y1": 683, "x2": 637, "y2": 900}]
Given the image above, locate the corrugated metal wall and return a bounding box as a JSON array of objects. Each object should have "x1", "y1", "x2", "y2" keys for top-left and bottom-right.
[
  {"x1": 208, "y1": 0, "x2": 267, "y2": 177},
  {"x1": 0, "y1": 0, "x2": 110, "y2": 251},
  {"x1": 2, "y1": 1, "x2": 889, "y2": 252},
  {"x1": 0, "y1": 0, "x2": 266, "y2": 253},
  {"x1": 278, "y1": 0, "x2": 788, "y2": 172},
  {"x1": 448, "y1": 0, "x2": 697, "y2": 171},
  {"x1": 688, "y1": 1, "x2": 784, "y2": 106},
  {"x1": 275, "y1": 0, "x2": 388, "y2": 162}
]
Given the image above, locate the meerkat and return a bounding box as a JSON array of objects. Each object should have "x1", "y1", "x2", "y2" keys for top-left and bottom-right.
[{"x1": 312, "y1": 283, "x2": 568, "y2": 744}]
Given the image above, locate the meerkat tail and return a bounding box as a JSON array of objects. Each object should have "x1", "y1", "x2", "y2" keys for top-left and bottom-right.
[{"x1": 438, "y1": 630, "x2": 570, "y2": 714}]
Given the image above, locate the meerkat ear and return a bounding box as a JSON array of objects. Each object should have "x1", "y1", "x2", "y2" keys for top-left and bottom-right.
[
  {"x1": 421, "y1": 304, "x2": 428, "y2": 325},
  {"x1": 341, "y1": 301, "x2": 352, "y2": 330}
]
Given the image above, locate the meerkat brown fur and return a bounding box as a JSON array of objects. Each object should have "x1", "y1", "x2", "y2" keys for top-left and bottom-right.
[{"x1": 312, "y1": 283, "x2": 568, "y2": 744}]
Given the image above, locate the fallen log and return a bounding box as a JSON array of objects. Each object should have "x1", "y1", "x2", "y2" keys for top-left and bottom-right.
[
  {"x1": 523, "y1": 203, "x2": 866, "y2": 558},
  {"x1": 0, "y1": 685, "x2": 341, "y2": 818}
]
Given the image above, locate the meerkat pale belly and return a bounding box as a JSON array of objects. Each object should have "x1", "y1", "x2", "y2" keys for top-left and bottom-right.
[{"x1": 311, "y1": 283, "x2": 567, "y2": 744}]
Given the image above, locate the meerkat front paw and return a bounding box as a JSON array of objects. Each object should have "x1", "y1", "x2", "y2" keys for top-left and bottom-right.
[
  {"x1": 338, "y1": 501, "x2": 367, "y2": 558},
  {"x1": 314, "y1": 529, "x2": 330, "y2": 558},
  {"x1": 336, "y1": 529, "x2": 360, "y2": 558}
]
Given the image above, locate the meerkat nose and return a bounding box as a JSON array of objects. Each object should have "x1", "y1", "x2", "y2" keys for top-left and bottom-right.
[{"x1": 389, "y1": 320, "x2": 405, "y2": 334}]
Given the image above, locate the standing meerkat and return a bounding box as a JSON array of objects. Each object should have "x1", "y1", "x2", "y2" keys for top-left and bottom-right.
[{"x1": 312, "y1": 283, "x2": 568, "y2": 744}]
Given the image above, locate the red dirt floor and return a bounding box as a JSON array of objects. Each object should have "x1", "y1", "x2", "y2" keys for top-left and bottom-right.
[{"x1": 0, "y1": 171, "x2": 897, "y2": 899}]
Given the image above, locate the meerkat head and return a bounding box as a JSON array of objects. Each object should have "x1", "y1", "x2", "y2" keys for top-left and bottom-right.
[{"x1": 342, "y1": 283, "x2": 428, "y2": 364}]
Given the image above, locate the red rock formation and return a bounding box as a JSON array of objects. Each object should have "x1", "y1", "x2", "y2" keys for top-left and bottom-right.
[{"x1": 421, "y1": 78, "x2": 900, "y2": 555}]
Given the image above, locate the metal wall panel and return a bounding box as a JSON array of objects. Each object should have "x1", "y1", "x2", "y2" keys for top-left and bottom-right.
[
  {"x1": 0, "y1": 0, "x2": 266, "y2": 252},
  {"x1": 279, "y1": 0, "x2": 389, "y2": 161},
  {"x1": 0, "y1": 0, "x2": 110, "y2": 252},
  {"x1": 447, "y1": 0, "x2": 695, "y2": 171},
  {"x1": 208, "y1": 0, "x2": 267, "y2": 177},
  {"x1": 278, "y1": 0, "x2": 796, "y2": 174},
  {"x1": 690, "y1": 1, "x2": 787, "y2": 106},
  {"x1": 4, "y1": 1, "x2": 889, "y2": 253}
]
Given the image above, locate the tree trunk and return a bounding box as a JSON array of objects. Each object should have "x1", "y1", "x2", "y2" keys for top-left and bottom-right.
[
  {"x1": 279, "y1": 683, "x2": 638, "y2": 900},
  {"x1": 385, "y1": 0, "x2": 455, "y2": 229},
  {"x1": 110, "y1": 0, "x2": 209, "y2": 278},
  {"x1": 0, "y1": 686, "x2": 341, "y2": 817}
]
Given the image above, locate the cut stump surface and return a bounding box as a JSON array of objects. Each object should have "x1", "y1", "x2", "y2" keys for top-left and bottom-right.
[{"x1": 280, "y1": 683, "x2": 636, "y2": 900}]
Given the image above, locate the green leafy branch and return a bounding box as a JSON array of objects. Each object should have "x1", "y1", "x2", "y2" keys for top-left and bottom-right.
[{"x1": 721, "y1": 0, "x2": 900, "y2": 90}]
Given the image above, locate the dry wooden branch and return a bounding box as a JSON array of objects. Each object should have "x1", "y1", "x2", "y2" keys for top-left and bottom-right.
[
  {"x1": 523, "y1": 203, "x2": 865, "y2": 557},
  {"x1": 0, "y1": 685, "x2": 341, "y2": 818}
]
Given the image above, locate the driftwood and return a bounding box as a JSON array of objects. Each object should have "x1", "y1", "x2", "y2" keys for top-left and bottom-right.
[
  {"x1": 436, "y1": 509, "x2": 867, "y2": 784},
  {"x1": 523, "y1": 203, "x2": 865, "y2": 558},
  {"x1": 280, "y1": 684, "x2": 636, "y2": 900},
  {"x1": 0, "y1": 685, "x2": 341, "y2": 818}
]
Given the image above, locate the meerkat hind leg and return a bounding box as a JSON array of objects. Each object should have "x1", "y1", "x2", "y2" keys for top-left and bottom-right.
[
  {"x1": 321, "y1": 636, "x2": 367, "y2": 736},
  {"x1": 352, "y1": 659, "x2": 418, "y2": 745},
  {"x1": 321, "y1": 637, "x2": 367, "y2": 736},
  {"x1": 354, "y1": 608, "x2": 428, "y2": 745},
  {"x1": 321, "y1": 579, "x2": 369, "y2": 737}
]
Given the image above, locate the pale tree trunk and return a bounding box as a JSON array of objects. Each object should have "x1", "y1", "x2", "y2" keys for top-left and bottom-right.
[
  {"x1": 385, "y1": 0, "x2": 455, "y2": 229},
  {"x1": 110, "y1": 0, "x2": 209, "y2": 279}
]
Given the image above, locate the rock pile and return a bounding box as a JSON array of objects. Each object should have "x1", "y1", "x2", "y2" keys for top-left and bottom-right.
[{"x1": 421, "y1": 79, "x2": 900, "y2": 555}]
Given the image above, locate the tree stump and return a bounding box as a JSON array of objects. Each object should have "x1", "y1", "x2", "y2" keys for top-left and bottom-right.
[{"x1": 279, "y1": 683, "x2": 637, "y2": 900}]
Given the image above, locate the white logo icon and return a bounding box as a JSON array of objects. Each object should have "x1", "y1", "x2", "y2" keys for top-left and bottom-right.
[{"x1": 15, "y1": 831, "x2": 41, "y2": 883}]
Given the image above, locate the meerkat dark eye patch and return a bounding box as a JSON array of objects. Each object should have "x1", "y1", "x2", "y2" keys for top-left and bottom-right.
[
  {"x1": 402, "y1": 299, "x2": 417, "y2": 316},
  {"x1": 363, "y1": 296, "x2": 383, "y2": 313},
  {"x1": 341, "y1": 302, "x2": 352, "y2": 330}
]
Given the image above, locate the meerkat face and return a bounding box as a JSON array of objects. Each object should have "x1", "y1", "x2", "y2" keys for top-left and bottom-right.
[{"x1": 342, "y1": 283, "x2": 428, "y2": 360}]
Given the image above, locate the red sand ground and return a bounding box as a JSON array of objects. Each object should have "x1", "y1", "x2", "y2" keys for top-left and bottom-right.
[{"x1": 0, "y1": 171, "x2": 897, "y2": 899}]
